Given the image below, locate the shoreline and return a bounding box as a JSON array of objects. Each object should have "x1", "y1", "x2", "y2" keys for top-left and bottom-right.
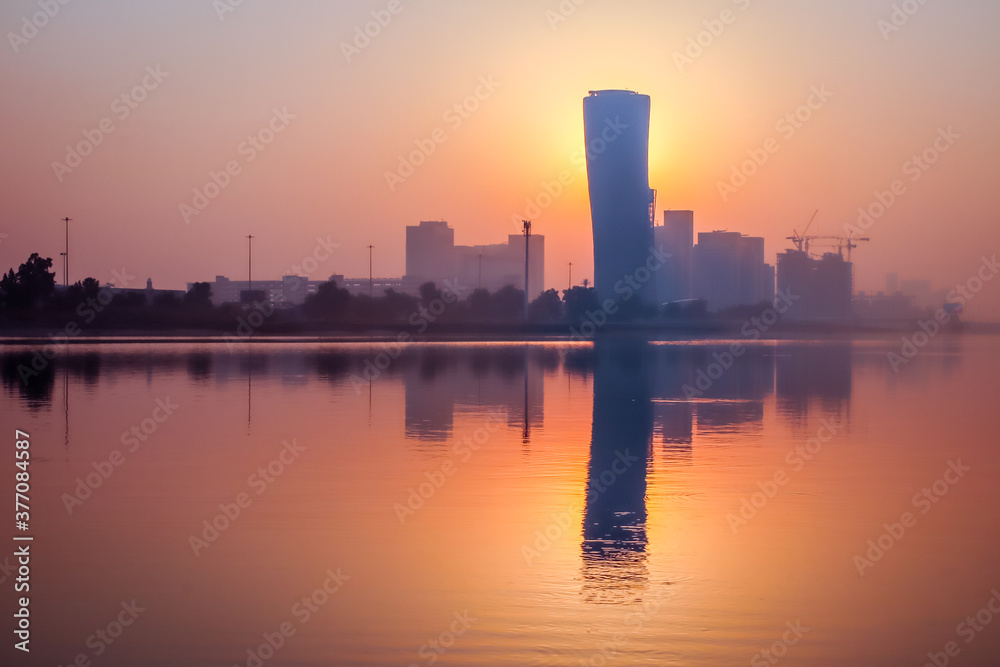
[{"x1": 0, "y1": 319, "x2": 992, "y2": 346}]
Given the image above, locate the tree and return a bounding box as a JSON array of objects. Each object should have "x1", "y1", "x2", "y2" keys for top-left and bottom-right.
[
  {"x1": 491, "y1": 285, "x2": 525, "y2": 322},
  {"x1": 0, "y1": 253, "x2": 56, "y2": 309},
  {"x1": 184, "y1": 282, "x2": 214, "y2": 309},
  {"x1": 418, "y1": 282, "x2": 442, "y2": 308},
  {"x1": 466, "y1": 288, "x2": 493, "y2": 321},
  {"x1": 562, "y1": 286, "x2": 600, "y2": 323},
  {"x1": 378, "y1": 289, "x2": 418, "y2": 322},
  {"x1": 528, "y1": 289, "x2": 563, "y2": 322},
  {"x1": 79, "y1": 277, "x2": 101, "y2": 299},
  {"x1": 304, "y1": 280, "x2": 351, "y2": 319},
  {"x1": 153, "y1": 292, "x2": 181, "y2": 309},
  {"x1": 72, "y1": 277, "x2": 101, "y2": 302}
]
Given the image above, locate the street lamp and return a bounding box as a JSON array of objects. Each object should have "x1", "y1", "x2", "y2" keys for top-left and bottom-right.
[
  {"x1": 522, "y1": 220, "x2": 532, "y2": 317},
  {"x1": 368, "y1": 245, "x2": 374, "y2": 298},
  {"x1": 60, "y1": 217, "x2": 72, "y2": 287},
  {"x1": 247, "y1": 235, "x2": 255, "y2": 303}
]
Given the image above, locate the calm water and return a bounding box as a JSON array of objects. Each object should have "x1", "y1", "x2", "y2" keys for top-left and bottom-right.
[{"x1": 2, "y1": 336, "x2": 999, "y2": 666}]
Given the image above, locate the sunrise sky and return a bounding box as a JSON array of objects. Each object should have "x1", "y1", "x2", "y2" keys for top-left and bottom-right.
[{"x1": 1, "y1": 0, "x2": 998, "y2": 316}]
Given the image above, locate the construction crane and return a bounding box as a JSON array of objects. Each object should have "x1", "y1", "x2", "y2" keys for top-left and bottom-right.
[
  {"x1": 787, "y1": 211, "x2": 869, "y2": 261},
  {"x1": 787, "y1": 210, "x2": 819, "y2": 252},
  {"x1": 799, "y1": 234, "x2": 870, "y2": 261}
]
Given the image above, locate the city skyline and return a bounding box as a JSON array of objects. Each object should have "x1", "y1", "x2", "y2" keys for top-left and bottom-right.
[
  {"x1": 2, "y1": 1, "x2": 998, "y2": 317},
  {"x1": 3, "y1": 3, "x2": 1000, "y2": 665}
]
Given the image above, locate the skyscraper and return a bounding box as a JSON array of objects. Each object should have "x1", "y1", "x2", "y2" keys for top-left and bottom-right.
[
  {"x1": 693, "y1": 231, "x2": 774, "y2": 312},
  {"x1": 654, "y1": 210, "x2": 695, "y2": 303},
  {"x1": 584, "y1": 90, "x2": 657, "y2": 304}
]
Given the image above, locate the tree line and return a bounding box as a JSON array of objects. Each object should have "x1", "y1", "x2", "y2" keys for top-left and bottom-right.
[{"x1": 1, "y1": 252, "x2": 715, "y2": 331}]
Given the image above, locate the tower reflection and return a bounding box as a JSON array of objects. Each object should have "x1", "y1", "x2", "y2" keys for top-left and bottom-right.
[{"x1": 581, "y1": 338, "x2": 653, "y2": 604}]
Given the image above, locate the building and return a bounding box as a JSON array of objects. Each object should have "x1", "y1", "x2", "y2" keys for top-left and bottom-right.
[
  {"x1": 106, "y1": 277, "x2": 186, "y2": 305},
  {"x1": 776, "y1": 250, "x2": 853, "y2": 320},
  {"x1": 854, "y1": 291, "x2": 919, "y2": 320},
  {"x1": 403, "y1": 220, "x2": 544, "y2": 299},
  {"x1": 405, "y1": 220, "x2": 455, "y2": 287},
  {"x1": 584, "y1": 90, "x2": 657, "y2": 304},
  {"x1": 190, "y1": 275, "x2": 329, "y2": 307},
  {"x1": 692, "y1": 231, "x2": 774, "y2": 312},
  {"x1": 653, "y1": 210, "x2": 694, "y2": 303}
]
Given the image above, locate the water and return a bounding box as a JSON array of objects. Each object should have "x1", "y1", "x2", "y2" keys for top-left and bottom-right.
[{"x1": 1, "y1": 335, "x2": 999, "y2": 666}]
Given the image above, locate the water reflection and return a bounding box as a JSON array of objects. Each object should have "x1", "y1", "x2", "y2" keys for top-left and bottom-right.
[
  {"x1": 776, "y1": 343, "x2": 852, "y2": 424},
  {"x1": 3, "y1": 336, "x2": 997, "y2": 665},
  {"x1": 582, "y1": 339, "x2": 653, "y2": 604},
  {"x1": 402, "y1": 347, "x2": 546, "y2": 445}
]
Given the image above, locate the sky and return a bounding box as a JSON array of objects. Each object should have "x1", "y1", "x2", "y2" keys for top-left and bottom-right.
[{"x1": 1, "y1": 0, "x2": 999, "y2": 317}]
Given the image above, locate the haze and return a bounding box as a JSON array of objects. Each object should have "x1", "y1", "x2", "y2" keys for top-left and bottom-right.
[{"x1": 2, "y1": 0, "x2": 998, "y2": 318}]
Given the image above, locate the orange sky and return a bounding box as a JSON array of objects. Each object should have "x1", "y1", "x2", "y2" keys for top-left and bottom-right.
[{"x1": 1, "y1": 0, "x2": 998, "y2": 317}]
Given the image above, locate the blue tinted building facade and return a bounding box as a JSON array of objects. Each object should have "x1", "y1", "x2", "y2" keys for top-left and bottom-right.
[{"x1": 583, "y1": 90, "x2": 657, "y2": 304}]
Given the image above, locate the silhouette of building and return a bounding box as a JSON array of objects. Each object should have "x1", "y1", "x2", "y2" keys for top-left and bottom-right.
[
  {"x1": 403, "y1": 220, "x2": 544, "y2": 298},
  {"x1": 107, "y1": 277, "x2": 185, "y2": 305},
  {"x1": 653, "y1": 210, "x2": 694, "y2": 303},
  {"x1": 854, "y1": 290, "x2": 919, "y2": 320},
  {"x1": 776, "y1": 250, "x2": 852, "y2": 319},
  {"x1": 693, "y1": 232, "x2": 774, "y2": 312},
  {"x1": 190, "y1": 275, "x2": 328, "y2": 306},
  {"x1": 886, "y1": 272, "x2": 899, "y2": 295},
  {"x1": 584, "y1": 90, "x2": 657, "y2": 304}
]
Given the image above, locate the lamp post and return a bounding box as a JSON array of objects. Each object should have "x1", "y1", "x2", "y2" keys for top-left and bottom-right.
[
  {"x1": 368, "y1": 245, "x2": 374, "y2": 298},
  {"x1": 247, "y1": 235, "x2": 255, "y2": 302},
  {"x1": 568, "y1": 262, "x2": 573, "y2": 291},
  {"x1": 60, "y1": 217, "x2": 72, "y2": 287},
  {"x1": 522, "y1": 220, "x2": 532, "y2": 318}
]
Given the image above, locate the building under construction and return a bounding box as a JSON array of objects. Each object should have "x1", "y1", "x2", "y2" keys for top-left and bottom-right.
[
  {"x1": 775, "y1": 214, "x2": 868, "y2": 320},
  {"x1": 776, "y1": 249, "x2": 853, "y2": 320}
]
